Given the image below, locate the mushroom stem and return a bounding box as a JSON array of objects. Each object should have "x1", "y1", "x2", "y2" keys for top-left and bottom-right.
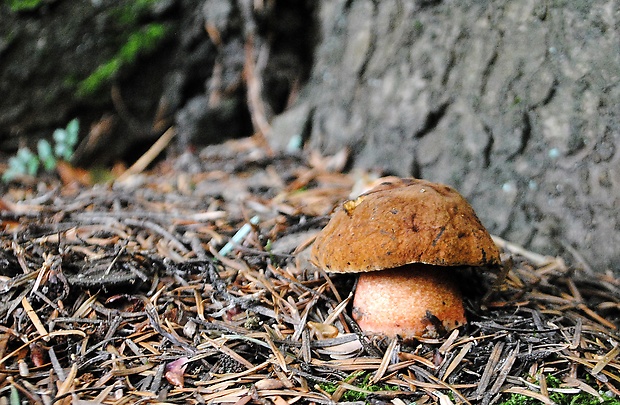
[{"x1": 351, "y1": 264, "x2": 466, "y2": 339}]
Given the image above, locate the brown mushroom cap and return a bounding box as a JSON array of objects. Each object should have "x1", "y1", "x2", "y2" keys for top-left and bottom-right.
[{"x1": 310, "y1": 178, "x2": 500, "y2": 273}]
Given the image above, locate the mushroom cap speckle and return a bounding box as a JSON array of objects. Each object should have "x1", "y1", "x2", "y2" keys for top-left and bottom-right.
[{"x1": 310, "y1": 178, "x2": 501, "y2": 273}]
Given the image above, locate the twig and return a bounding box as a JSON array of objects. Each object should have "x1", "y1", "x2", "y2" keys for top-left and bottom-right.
[{"x1": 116, "y1": 127, "x2": 176, "y2": 182}]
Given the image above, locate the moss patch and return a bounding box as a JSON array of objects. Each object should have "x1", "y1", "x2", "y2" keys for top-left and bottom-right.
[
  {"x1": 7, "y1": 0, "x2": 44, "y2": 12},
  {"x1": 318, "y1": 371, "x2": 399, "y2": 402},
  {"x1": 500, "y1": 375, "x2": 620, "y2": 405},
  {"x1": 76, "y1": 22, "x2": 168, "y2": 97}
]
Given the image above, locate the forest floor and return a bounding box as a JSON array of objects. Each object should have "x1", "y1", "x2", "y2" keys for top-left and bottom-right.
[{"x1": 0, "y1": 136, "x2": 619, "y2": 404}]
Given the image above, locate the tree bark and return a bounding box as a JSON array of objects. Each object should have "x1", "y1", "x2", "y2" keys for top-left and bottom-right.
[{"x1": 270, "y1": 0, "x2": 620, "y2": 273}]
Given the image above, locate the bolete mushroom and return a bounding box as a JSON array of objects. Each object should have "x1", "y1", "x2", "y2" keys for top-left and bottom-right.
[{"x1": 310, "y1": 178, "x2": 500, "y2": 339}]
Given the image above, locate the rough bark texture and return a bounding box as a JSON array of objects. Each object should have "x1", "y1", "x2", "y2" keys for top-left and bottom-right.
[{"x1": 270, "y1": 0, "x2": 620, "y2": 273}]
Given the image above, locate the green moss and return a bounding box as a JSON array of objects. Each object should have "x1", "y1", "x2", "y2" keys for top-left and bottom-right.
[
  {"x1": 78, "y1": 59, "x2": 122, "y2": 96},
  {"x1": 500, "y1": 375, "x2": 620, "y2": 405},
  {"x1": 114, "y1": 0, "x2": 164, "y2": 26},
  {"x1": 119, "y1": 23, "x2": 167, "y2": 61},
  {"x1": 501, "y1": 391, "x2": 620, "y2": 405},
  {"x1": 72, "y1": 0, "x2": 171, "y2": 97},
  {"x1": 77, "y1": 23, "x2": 168, "y2": 97},
  {"x1": 413, "y1": 20, "x2": 424, "y2": 34},
  {"x1": 318, "y1": 371, "x2": 399, "y2": 402},
  {"x1": 7, "y1": 0, "x2": 44, "y2": 12}
]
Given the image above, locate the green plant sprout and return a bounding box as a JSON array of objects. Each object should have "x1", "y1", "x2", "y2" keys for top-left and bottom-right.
[
  {"x1": 2, "y1": 119, "x2": 79, "y2": 182},
  {"x1": 4, "y1": 147, "x2": 39, "y2": 179},
  {"x1": 53, "y1": 117, "x2": 79, "y2": 160}
]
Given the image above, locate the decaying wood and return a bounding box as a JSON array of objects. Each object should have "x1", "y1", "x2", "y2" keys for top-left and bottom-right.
[{"x1": 0, "y1": 137, "x2": 618, "y2": 404}]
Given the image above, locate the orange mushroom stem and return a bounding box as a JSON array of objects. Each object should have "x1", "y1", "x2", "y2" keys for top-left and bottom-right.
[{"x1": 352, "y1": 264, "x2": 466, "y2": 338}]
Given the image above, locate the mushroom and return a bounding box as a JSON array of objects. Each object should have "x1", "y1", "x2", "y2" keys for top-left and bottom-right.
[{"x1": 310, "y1": 178, "x2": 500, "y2": 339}]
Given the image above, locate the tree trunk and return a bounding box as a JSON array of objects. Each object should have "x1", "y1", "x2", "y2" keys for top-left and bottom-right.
[{"x1": 270, "y1": 0, "x2": 620, "y2": 273}]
